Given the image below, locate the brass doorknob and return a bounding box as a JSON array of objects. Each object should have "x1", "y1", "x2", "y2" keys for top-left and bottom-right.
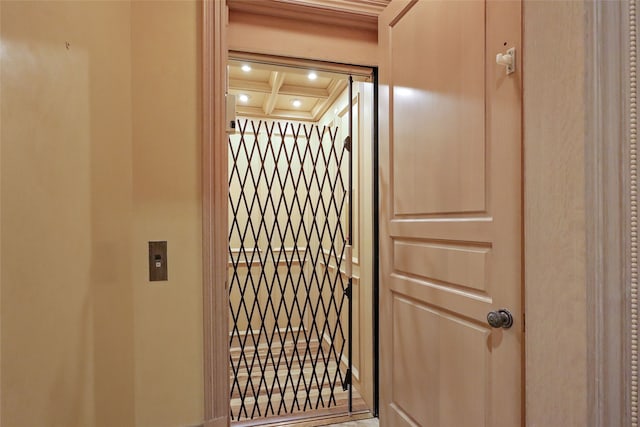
[{"x1": 487, "y1": 309, "x2": 513, "y2": 329}]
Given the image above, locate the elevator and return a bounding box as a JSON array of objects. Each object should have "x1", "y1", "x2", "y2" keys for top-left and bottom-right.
[{"x1": 227, "y1": 56, "x2": 376, "y2": 425}]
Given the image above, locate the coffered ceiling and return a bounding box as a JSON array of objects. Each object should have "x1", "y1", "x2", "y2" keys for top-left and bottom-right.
[
  {"x1": 226, "y1": 0, "x2": 386, "y2": 121},
  {"x1": 228, "y1": 59, "x2": 348, "y2": 122}
]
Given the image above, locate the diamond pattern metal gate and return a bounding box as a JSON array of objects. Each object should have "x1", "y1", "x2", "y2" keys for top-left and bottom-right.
[{"x1": 228, "y1": 118, "x2": 352, "y2": 423}]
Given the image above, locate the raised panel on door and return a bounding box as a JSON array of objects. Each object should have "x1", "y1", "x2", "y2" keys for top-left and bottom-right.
[
  {"x1": 392, "y1": 296, "x2": 490, "y2": 427},
  {"x1": 379, "y1": 1, "x2": 522, "y2": 426},
  {"x1": 391, "y1": 0, "x2": 486, "y2": 216}
]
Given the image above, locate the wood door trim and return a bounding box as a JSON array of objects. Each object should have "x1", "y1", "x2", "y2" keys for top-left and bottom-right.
[
  {"x1": 628, "y1": 1, "x2": 638, "y2": 422},
  {"x1": 202, "y1": 0, "x2": 230, "y2": 425},
  {"x1": 227, "y1": 0, "x2": 388, "y2": 31},
  {"x1": 584, "y1": 1, "x2": 633, "y2": 426}
]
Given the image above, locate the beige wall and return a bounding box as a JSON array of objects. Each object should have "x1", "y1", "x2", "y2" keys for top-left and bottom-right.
[
  {"x1": 1, "y1": 1, "x2": 203, "y2": 426},
  {"x1": 131, "y1": 1, "x2": 203, "y2": 426},
  {"x1": 523, "y1": 1, "x2": 588, "y2": 426},
  {"x1": 1, "y1": 1, "x2": 135, "y2": 426}
]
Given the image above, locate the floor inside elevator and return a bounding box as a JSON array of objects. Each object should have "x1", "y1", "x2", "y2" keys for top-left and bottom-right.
[{"x1": 230, "y1": 336, "x2": 367, "y2": 426}]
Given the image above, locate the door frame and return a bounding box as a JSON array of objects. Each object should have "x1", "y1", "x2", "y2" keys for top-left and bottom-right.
[
  {"x1": 203, "y1": 1, "x2": 636, "y2": 426},
  {"x1": 584, "y1": 1, "x2": 635, "y2": 425},
  {"x1": 202, "y1": 3, "x2": 380, "y2": 424},
  {"x1": 202, "y1": 1, "x2": 229, "y2": 426}
]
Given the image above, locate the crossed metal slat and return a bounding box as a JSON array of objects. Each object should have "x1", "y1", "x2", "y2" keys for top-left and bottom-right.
[{"x1": 229, "y1": 119, "x2": 349, "y2": 422}]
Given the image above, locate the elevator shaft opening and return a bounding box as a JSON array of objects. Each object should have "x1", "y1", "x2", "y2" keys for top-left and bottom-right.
[{"x1": 227, "y1": 57, "x2": 375, "y2": 425}]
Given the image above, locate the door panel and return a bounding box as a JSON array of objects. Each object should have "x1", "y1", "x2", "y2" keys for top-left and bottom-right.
[
  {"x1": 391, "y1": 0, "x2": 486, "y2": 215},
  {"x1": 379, "y1": 1, "x2": 522, "y2": 426},
  {"x1": 392, "y1": 297, "x2": 489, "y2": 427},
  {"x1": 393, "y1": 241, "x2": 489, "y2": 292}
]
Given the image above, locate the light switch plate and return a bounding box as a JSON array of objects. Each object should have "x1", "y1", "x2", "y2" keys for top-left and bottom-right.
[{"x1": 148, "y1": 241, "x2": 168, "y2": 281}]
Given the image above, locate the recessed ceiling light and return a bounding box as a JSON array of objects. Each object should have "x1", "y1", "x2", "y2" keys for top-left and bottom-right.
[
  {"x1": 241, "y1": 64, "x2": 251, "y2": 72},
  {"x1": 308, "y1": 72, "x2": 318, "y2": 80},
  {"x1": 239, "y1": 94, "x2": 249, "y2": 103},
  {"x1": 292, "y1": 99, "x2": 302, "y2": 108}
]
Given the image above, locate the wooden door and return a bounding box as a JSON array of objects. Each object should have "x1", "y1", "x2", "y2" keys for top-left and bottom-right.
[{"x1": 378, "y1": 1, "x2": 522, "y2": 426}]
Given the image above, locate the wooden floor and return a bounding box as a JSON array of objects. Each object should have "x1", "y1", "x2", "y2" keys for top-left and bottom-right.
[
  {"x1": 326, "y1": 419, "x2": 378, "y2": 427},
  {"x1": 258, "y1": 414, "x2": 377, "y2": 427},
  {"x1": 230, "y1": 337, "x2": 366, "y2": 425}
]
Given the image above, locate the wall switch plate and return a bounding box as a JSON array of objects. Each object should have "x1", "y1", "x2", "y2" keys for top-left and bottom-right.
[{"x1": 148, "y1": 241, "x2": 168, "y2": 281}]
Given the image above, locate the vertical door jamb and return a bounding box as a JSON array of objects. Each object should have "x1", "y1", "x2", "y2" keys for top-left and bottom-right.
[{"x1": 202, "y1": 1, "x2": 229, "y2": 426}]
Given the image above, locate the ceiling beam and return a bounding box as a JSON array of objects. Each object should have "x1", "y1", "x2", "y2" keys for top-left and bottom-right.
[
  {"x1": 229, "y1": 78, "x2": 271, "y2": 93},
  {"x1": 263, "y1": 71, "x2": 286, "y2": 115},
  {"x1": 230, "y1": 78, "x2": 330, "y2": 99},
  {"x1": 237, "y1": 106, "x2": 315, "y2": 122},
  {"x1": 279, "y1": 84, "x2": 329, "y2": 99}
]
